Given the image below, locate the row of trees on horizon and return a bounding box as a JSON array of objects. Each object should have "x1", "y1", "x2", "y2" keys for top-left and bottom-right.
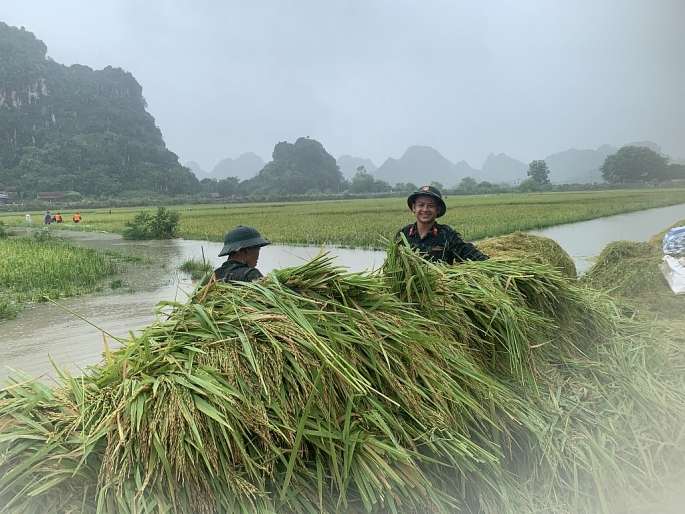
[
  {"x1": 3, "y1": 137, "x2": 683, "y2": 205},
  {"x1": 193, "y1": 142, "x2": 685, "y2": 200}
]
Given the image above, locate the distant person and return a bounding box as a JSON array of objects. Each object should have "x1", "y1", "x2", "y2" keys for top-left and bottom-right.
[
  {"x1": 25, "y1": 213, "x2": 31, "y2": 224},
  {"x1": 44, "y1": 211, "x2": 52, "y2": 225},
  {"x1": 396, "y1": 185, "x2": 489, "y2": 264},
  {"x1": 54, "y1": 213, "x2": 63, "y2": 223},
  {"x1": 201, "y1": 226, "x2": 270, "y2": 286},
  {"x1": 73, "y1": 213, "x2": 81, "y2": 223}
]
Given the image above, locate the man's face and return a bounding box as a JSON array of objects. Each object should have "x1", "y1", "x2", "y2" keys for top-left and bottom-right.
[
  {"x1": 411, "y1": 195, "x2": 439, "y2": 225},
  {"x1": 245, "y1": 246, "x2": 261, "y2": 268}
]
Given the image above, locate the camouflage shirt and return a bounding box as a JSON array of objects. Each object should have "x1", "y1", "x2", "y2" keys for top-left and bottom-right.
[
  {"x1": 396, "y1": 222, "x2": 489, "y2": 264},
  {"x1": 201, "y1": 260, "x2": 263, "y2": 286}
]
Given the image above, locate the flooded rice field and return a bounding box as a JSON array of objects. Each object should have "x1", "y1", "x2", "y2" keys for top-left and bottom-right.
[
  {"x1": 1, "y1": 202, "x2": 684, "y2": 383},
  {"x1": 0, "y1": 233, "x2": 386, "y2": 382}
]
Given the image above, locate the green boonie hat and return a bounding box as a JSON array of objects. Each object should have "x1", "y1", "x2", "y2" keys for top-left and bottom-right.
[
  {"x1": 407, "y1": 185, "x2": 446, "y2": 217},
  {"x1": 219, "y1": 225, "x2": 270, "y2": 256}
]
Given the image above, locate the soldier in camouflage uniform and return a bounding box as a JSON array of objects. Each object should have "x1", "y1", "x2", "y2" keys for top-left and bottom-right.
[
  {"x1": 201, "y1": 225, "x2": 270, "y2": 285},
  {"x1": 396, "y1": 185, "x2": 488, "y2": 264}
]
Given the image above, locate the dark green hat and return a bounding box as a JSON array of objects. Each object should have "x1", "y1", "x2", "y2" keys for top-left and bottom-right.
[
  {"x1": 219, "y1": 225, "x2": 270, "y2": 256},
  {"x1": 407, "y1": 185, "x2": 446, "y2": 217}
]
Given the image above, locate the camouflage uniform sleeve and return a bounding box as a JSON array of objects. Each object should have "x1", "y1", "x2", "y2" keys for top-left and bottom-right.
[{"x1": 444, "y1": 228, "x2": 489, "y2": 262}]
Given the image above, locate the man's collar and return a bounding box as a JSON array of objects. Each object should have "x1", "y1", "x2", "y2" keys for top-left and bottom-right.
[{"x1": 408, "y1": 222, "x2": 439, "y2": 237}]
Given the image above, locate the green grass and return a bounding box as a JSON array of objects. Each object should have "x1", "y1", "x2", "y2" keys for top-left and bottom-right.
[
  {"x1": 0, "y1": 234, "x2": 142, "y2": 319},
  {"x1": 178, "y1": 256, "x2": 213, "y2": 281},
  {"x1": 2, "y1": 189, "x2": 685, "y2": 248}
]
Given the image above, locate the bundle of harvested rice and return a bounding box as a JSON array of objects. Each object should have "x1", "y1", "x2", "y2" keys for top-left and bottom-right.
[
  {"x1": 580, "y1": 240, "x2": 685, "y2": 319},
  {"x1": 2, "y1": 243, "x2": 685, "y2": 514},
  {"x1": 649, "y1": 218, "x2": 685, "y2": 247},
  {"x1": 581, "y1": 240, "x2": 665, "y2": 297},
  {"x1": 476, "y1": 232, "x2": 577, "y2": 279}
]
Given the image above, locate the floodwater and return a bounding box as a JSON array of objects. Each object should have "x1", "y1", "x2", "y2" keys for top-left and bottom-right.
[
  {"x1": 0, "y1": 235, "x2": 386, "y2": 382},
  {"x1": 528, "y1": 202, "x2": 685, "y2": 273},
  {"x1": 1, "y1": 203, "x2": 683, "y2": 383}
]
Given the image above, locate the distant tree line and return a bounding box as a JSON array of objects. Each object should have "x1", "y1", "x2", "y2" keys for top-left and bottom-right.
[{"x1": 195, "y1": 142, "x2": 685, "y2": 203}]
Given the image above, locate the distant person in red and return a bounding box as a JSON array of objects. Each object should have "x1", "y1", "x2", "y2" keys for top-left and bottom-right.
[
  {"x1": 54, "y1": 213, "x2": 63, "y2": 223},
  {"x1": 73, "y1": 213, "x2": 81, "y2": 223}
]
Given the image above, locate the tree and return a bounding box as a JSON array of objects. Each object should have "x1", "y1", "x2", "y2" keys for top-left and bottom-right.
[
  {"x1": 665, "y1": 164, "x2": 685, "y2": 181},
  {"x1": 372, "y1": 180, "x2": 392, "y2": 193},
  {"x1": 349, "y1": 169, "x2": 391, "y2": 193},
  {"x1": 216, "y1": 177, "x2": 239, "y2": 198},
  {"x1": 600, "y1": 146, "x2": 668, "y2": 184},
  {"x1": 122, "y1": 206, "x2": 181, "y2": 240},
  {"x1": 475, "y1": 181, "x2": 504, "y2": 194},
  {"x1": 458, "y1": 177, "x2": 477, "y2": 195},
  {"x1": 518, "y1": 178, "x2": 540, "y2": 192},
  {"x1": 527, "y1": 160, "x2": 550, "y2": 185},
  {"x1": 350, "y1": 170, "x2": 376, "y2": 193}
]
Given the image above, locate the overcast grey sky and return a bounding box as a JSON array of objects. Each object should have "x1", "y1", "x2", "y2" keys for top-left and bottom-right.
[{"x1": 3, "y1": 0, "x2": 684, "y2": 171}]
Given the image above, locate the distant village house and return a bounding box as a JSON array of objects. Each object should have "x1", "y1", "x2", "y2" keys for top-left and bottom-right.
[
  {"x1": 0, "y1": 186, "x2": 19, "y2": 202},
  {"x1": 36, "y1": 191, "x2": 64, "y2": 202}
]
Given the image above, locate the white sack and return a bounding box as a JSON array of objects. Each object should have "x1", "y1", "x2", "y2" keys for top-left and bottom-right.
[{"x1": 660, "y1": 255, "x2": 685, "y2": 295}]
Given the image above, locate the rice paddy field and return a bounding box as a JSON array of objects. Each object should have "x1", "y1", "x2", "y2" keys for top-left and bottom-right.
[
  {"x1": 0, "y1": 232, "x2": 141, "y2": 319},
  {"x1": 3, "y1": 189, "x2": 685, "y2": 249}
]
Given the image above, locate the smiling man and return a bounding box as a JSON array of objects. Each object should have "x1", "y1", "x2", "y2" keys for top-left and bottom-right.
[{"x1": 396, "y1": 185, "x2": 489, "y2": 264}]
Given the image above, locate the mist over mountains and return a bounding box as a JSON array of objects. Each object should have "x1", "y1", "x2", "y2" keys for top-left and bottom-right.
[
  {"x1": 193, "y1": 140, "x2": 679, "y2": 188},
  {"x1": 186, "y1": 153, "x2": 265, "y2": 182},
  {"x1": 336, "y1": 155, "x2": 377, "y2": 180}
]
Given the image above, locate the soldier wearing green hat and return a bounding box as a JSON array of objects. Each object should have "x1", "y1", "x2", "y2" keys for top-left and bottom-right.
[
  {"x1": 201, "y1": 225, "x2": 271, "y2": 285},
  {"x1": 396, "y1": 185, "x2": 488, "y2": 264}
]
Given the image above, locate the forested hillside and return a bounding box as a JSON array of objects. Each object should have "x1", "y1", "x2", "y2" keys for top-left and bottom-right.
[
  {"x1": 238, "y1": 137, "x2": 345, "y2": 196},
  {"x1": 0, "y1": 22, "x2": 200, "y2": 199}
]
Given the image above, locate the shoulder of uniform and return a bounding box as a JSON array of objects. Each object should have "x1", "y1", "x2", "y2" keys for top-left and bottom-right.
[
  {"x1": 435, "y1": 222, "x2": 455, "y2": 233},
  {"x1": 436, "y1": 223, "x2": 464, "y2": 239},
  {"x1": 396, "y1": 224, "x2": 414, "y2": 238}
]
